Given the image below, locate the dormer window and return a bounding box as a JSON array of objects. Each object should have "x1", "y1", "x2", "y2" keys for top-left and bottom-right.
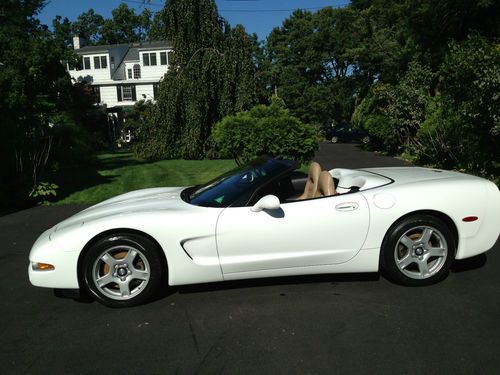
[
  {"x1": 160, "y1": 52, "x2": 168, "y2": 65},
  {"x1": 143, "y1": 52, "x2": 157, "y2": 66},
  {"x1": 93, "y1": 55, "x2": 107, "y2": 69}
]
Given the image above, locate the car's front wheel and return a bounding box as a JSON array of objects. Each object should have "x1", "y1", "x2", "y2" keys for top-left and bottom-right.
[
  {"x1": 82, "y1": 234, "x2": 165, "y2": 307},
  {"x1": 361, "y1": 135, "x2": 370, "y2": 144},
  {"x1": 331, "y1": 136, "x2": 339, "y2": 143},
  {"x1": 380, "y1": 215, "x2": 455, "y2": 286}
]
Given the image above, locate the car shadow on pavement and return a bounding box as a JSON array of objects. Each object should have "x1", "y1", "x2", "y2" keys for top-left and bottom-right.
[
  {"x1": 57, "y1": 255, "x2": 488, "y2": 306},
  {"x1": 171, "y1": 272, "x2": 380, "y2": 295},
  {"x1": 451, "y1": 253, "x2": 487, "y2": 273}
]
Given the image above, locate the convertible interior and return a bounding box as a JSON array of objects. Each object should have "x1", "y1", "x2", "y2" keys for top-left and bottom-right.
[
  {"x1": 252, "y1": 162, "x2": 337, "y2": 203},
  {"x1": 252, "y1": 161, "x2": 392, "y2": 204}
]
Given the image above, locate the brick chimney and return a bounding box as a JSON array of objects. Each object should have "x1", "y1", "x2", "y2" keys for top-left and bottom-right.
[{"x1": 73, "y1": 35, "x2": 85, "y2": 50}]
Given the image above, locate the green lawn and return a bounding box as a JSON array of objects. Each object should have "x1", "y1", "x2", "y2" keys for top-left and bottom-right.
[{"x1": 53, "y1": 152, "x2": 236, "y2": 205}]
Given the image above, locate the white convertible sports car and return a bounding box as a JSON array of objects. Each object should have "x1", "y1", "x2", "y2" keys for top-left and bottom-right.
[{"x1": 29, "y1": 157, "x2": 500, "y2": 307}]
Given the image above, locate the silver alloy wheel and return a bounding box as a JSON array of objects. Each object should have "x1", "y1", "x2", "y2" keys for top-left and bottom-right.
[
  {"x1": 92, "y1": 245, "x2": 150, "y2": 300},
  {"x1": 394, "y1": 226, "x2": 448, "y2": 279},
  {"x1": 362, "y1": 136, "x2": 370, "y2": 144},
  {"x1": 331, "y1": 136, "x2": 339, "y2": 143}
]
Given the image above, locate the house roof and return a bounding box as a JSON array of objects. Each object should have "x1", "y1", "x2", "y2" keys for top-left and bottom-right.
[
  {"x1": 76, "y1": 40, "x2": 173, "y2": 58},
  {"x1": 123, "y1": 41, "x2": 173, "y2": 61},
  {"x1": 76, "y1": 43, "x2": 128, "y2": 54}
]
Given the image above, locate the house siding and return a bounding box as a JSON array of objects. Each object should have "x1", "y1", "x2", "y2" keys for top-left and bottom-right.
[
  {"x1": 99, "y1": 83, "x2": 157, "y2": 107},
  {"x1": 136, "y1": 84, "x2": 155, "y2": 101},
  {"x1": 138, "y1": 50, "x2": 172, "y2": 80},
  {"x1": 68, "y1": 52, "x2": 111, "y2": 83},
  {"x1": 100, "y1": 85, "x2": 119, "y2": 107}
]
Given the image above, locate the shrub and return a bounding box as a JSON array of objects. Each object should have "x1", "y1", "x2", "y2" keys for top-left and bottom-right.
[
  {"x1": 29, "y1": 182, "x2": 59, "y2": 205},
  {"x1": 352, "y1": 84, "x2": 397, "y2": 152},
  {"x1": 212, "y1": 97, "x2": 320, "y2": 164}
]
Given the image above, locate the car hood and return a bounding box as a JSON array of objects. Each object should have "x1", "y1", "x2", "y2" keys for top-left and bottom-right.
[{"x1": 54, "y1": 187, "x2": 190, "y2": 232}]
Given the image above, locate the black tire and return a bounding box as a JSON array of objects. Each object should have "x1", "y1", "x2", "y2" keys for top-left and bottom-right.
[
  {"x1": 380, "y1": 215, "x2": 455, "y2": 286},
  {"x1": 82, "y1": 234, "x2": 165, "y2": 307}
]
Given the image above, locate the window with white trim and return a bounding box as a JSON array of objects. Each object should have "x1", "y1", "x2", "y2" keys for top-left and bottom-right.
[
  {"x1": 117, "y1": 85, "x2": 136, "y2": 102},
  {"x1": 122, "y1": 85, "x2": 133, "y2": 100},
  {"x1": 93, "y1": 55, "x2": 107, "y2": 69},
  {"x1": 143, "y1": 52, "x2": 157, "y2": 66},
  {"x1": 127, "y1": 69, "x2": 132, "y2": 79},
  {"x1": 133, "y1": 64, "x2": 141, "y2": 79},
  {"x1": 83, "y1": 57, "x2": 91, "y2": 69},
  {"x1": 160, "y1": 51, "x2": 167, "y2": 65},
  {"x1": 100, "y1": 56, "x2": 107, "y2": 69}
]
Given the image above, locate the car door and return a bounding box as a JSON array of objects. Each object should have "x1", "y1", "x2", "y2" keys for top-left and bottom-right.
[{"x1": 215, "y1": 193, "x2": 370, "y2": 275}]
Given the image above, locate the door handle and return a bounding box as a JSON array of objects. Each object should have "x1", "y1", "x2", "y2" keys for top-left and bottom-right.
[{"x1": 335, "y1": 202, "x2": 359, "y2": 211}]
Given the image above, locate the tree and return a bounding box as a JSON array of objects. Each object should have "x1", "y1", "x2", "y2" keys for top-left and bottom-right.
[
  {"x1": 0, "y1": 0, "x2": 64, "y2": 205},
  {"x1": 70, "y1": 9, "x2": 104, "y2": 44},
  {"x1": 52, "y1": 15, "x2": 73, "y2": 49},
  {"x1": 68, "y1": 4, "x2": 153, "y2": 45},
  {"x1": 266, "y1": 7, "x2": 367, "y2": 125},
  {"x1": 352, "y1": 62, "x2": 433, "y2": 154},
  {"x1": 101, "y1": 4, "x2": 152, "y2": 44},
  {"x1": 0, "y1": 0, "x2": 100, "y2": 207},
  {"x1": 134, "y1": 0, "x2": 257, "y2": 160},
  {"x1": 417, "y1": 35, "x2": 500, "y2": 173}
]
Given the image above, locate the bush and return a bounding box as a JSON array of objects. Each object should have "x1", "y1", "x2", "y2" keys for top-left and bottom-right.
[{"x1": 212, "y1": 97, "x2": 320, "y2": 164}]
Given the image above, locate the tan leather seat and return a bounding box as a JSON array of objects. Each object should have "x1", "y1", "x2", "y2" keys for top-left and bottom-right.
[
  {"x1": 298, "y1": 162, "x2": 321, "y2": 200},
  {"x1": 315, "y1": 171, "x2": 336, "y2": 197}
]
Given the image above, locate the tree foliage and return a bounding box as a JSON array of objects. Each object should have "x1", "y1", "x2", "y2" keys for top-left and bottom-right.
[
  {"x1": 417, "y1": 36, "x2": 500, "y2": 173},
  {"x1": 134, "y1": 0, "x2": 257, "y2": 160},
  {"x1": 212, "y1": 97, "x2": 319, "y2": 164},
  {"x1": 265, "y1": 0, "x2": 498, "y2": 177},
  {"x1": 52, "y1": 4, "x2": 153, "y2": 47},
  {"x1": 266, "y1": 8, "x2": 361, "y2": 125},
  {"x1": 0, "y1": 0, "x2": 102, "y2": 207}
]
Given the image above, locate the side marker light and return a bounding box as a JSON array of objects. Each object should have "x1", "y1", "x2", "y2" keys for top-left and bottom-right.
[
  {"x1": 32, "y1": 262, "x2": 55, "y2": 271},
  {"x1": 462, "y1": 216, "x2": 478, "y2": 222}
]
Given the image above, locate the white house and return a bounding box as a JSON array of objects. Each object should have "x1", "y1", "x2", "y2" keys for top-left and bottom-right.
[{"x1": 67, "y1": 36, "x2": 173, "y2": 110}]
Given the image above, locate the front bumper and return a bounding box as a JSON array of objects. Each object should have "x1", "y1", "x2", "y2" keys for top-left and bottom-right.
[{"x1": 28, "y1": 228, "x2": 80, "y2": 289}]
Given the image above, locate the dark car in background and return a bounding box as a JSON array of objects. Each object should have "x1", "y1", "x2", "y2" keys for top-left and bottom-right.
[{"x1": 326, "y1": 122, "x2": 370, "y2": 144}]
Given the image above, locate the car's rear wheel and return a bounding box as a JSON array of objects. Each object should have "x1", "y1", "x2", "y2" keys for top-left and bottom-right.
[
  {"x1": 331, "y1": 136, "x2": 339, "y2": 144},
  {"x1": 381, "y1": 215, "x2": 454, "y2": 286},
  {"x1": 82, "y1": 234, "x2": 165, "y2": 307},
  {"x1": 362, "y1": 135, "x2": 370, "y2": 144}
]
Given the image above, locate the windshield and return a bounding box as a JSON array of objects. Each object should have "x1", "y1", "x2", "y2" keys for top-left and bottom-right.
[{"x1": 185, "y1": 157, "x2": 296, "y2": 207}]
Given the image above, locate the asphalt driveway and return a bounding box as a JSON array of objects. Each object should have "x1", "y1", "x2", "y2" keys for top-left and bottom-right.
[{"x1": 1, "y1": 143, "x2": 499, "y2": 375}]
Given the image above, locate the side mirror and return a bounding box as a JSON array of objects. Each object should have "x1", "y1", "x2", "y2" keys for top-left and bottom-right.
[{"x1": 251, "y1": 195, "x2": 281, "y2": 212}]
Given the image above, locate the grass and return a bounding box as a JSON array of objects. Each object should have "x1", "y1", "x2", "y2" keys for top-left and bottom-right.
[{"x1": 52, "y1": 151, "x2": 236, "y2": 205}]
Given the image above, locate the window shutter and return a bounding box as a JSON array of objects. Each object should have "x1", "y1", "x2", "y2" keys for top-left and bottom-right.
[
  {"x1": 131, "y1": 85, "x2": 136, "y2": 101},
  {"x1": 117, "y1": 86, "x2": 122, "y2": 102}
]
